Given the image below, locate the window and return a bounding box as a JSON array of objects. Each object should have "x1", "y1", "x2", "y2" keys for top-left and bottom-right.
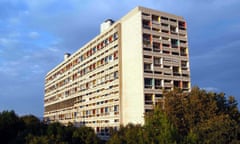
[
  {"x1": 143, "y1": 34, "x2": 151, "y2": 47},
  {"x1": 144, "y1": 78, "x2": 153, "y2": 89},
  {"x1": 144, "y1": 63, "x2": 152, "y2": 72},
  {"x1": 105, "y1": 107, "x2": 109, "y2": 113},
  {"x1": 114, "y1": 51, "x2": 118, "y2": 59},
  {"x1": 92, "y1": 47, "x2": 96, "y2": 53},
  {"x1": 114, "y1": 105, "x2": 119, "y2": 112},
  {"x1": 105, "y1": 56, "x2": 108, "y2": 63},
  {"x1": 181, "y1": 61, "x2": 188, "y2": 70},
  {"x1": 114, "y1": 71, "x2": 118, "y2": 79},
  {"x1": 152, "y1": 15, "x2": 160, "y2": 24},
  {"x1": 145, "y1": 94, "x2": 153, "y2": 104},
  {"x1": 183, "y1": 81, "x2": 189, "y2": 89},
  {"x1": 171, "y1": 39, "x2": 179, "y2": 48},
  {"x1": 170, "y1": 25, "x2": 178, "y2": 33},
  {"x1": 174, "y1": 80, "x2": 180, "y2": 88},
  {"x1": 153, "y1": 42, "x2": 160, "y2": 52},
  {"x1": 154, "y1": 57, "x2": 162, "y2": 66},
  {"x1": 109, "y1": 55, "x2": 113, "y2": 62},
  {"x1": 155, "y1": 79, "x2": 162, "y2": 89},
  {"x1": 142, "y1": 20, "x2": 151, "y2": 29},
  {"x1": 180, "y1": 47, "x2": 187, "y2": 56},
  {"x1": 178, "y1": 21, "x2": 186, "y2": 30},
  {"x1": 114, "y1": 32, "x2": 118, "y2": 40},
  {"x1": 173, "y1": 66, "x2": 180, "y2": 76}
]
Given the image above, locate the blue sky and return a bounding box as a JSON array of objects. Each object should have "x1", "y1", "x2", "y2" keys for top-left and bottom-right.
[{"x1": 0, "y1": 0, "x2": 240, "y2": 117}]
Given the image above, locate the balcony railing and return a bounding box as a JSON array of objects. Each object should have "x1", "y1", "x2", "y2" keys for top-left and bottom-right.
[{"x1": 144, "y1": 85, "x2": 153, "y2": 89}]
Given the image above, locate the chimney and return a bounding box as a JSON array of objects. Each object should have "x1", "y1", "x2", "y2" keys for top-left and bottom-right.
[
  {"x1": 100, "y1": 19, "x2": 114, "y2": 33},
  {"x1": 64, "y1": 53, "x2": 71, "y2": 60}
]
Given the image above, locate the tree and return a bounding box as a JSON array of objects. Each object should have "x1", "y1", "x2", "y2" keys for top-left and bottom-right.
[
  {"x1": 144, "y1": 107, "x2": 178, "y2": 144},
  {"x1": 0, "y1": 110, "x2": 24, "y2": 144},
  {"x1": 107, "y1": 124, "x2": 145, "y2": 144},
  {"x1": 72, "y1": 126, "x2": 100, "y2": 144},
  {"x1": 164, "y1": 87, "x2": 240, "y2": 143},
  {"x1": 21, "y1": 115, "x2": 42, "y2": 135}
]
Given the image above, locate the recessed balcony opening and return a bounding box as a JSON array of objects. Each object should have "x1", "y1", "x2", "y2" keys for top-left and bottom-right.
[
  {"x1": 142, "y1": 20, "x2": 151, "y2": 29},
  {"x1": 171, "y1": 39, "x2": 179, "y2": 48},
  {"x1": 173, "y1": 66, "x2": 180, "y2": 76},
  {"x1": 155, "y1": 79, "x2": 162, "y2": 89},
  {"x1": 154, "y1": 57, "x2": 162, "y2": 66},
  {"x1": 180, "y1": 47, "x2": 187, "y2": 56},
  {"x1": 170, "y1": 25, "x2": 178, "y2": 34},
  {"x1": 179, "y1": 21, "x2": 186, "y2": 30},
  {"x1": 144, "y1": 78, "x2": 153, "y2": 89},
  {"x1": 145, "y1": 94, "x2": 153, "y2": 105},
  {"x1": 144, "y1": 63, "x2": 152, "y2": 73},
  {"x1": 181, "y1": 60, "x2": 188, "y2": 70},
  {"x1": 182, "y1": 81, "x2": 189, "y2": 89},
  {"x1": 152, "y1": 15, "x2": 160, "y2": 24},
  {"x1": 143, "y1": 34, "x2": 151, "y2": 48},
  {"x1": 153, "y1": 42, "x2": 161, "y2": 52},
  {"x1": 174, "y1": 80, "x2": 180, "y2": 88}
]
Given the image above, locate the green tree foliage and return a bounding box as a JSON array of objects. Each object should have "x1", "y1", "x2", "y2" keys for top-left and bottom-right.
[
  {"x1": 0, "y1": 110, "x2": 24, "y2": 144},
  {"x1": 164, "y1": 87, "x2": 240, "y2": 143},
  {"x1": 107, "y1": 124, "x2": 145, "y2": 144},
  {"x1": 0, "y1": 110, "x2": 101, "y2": 144},
  {"x1": 108, "y1": 109, "x2": 178, "y2": 144},
  {"x1": 144, "y1": 107, "x2": 178, "y2": 144},
  {"x1": 72, "y1": 126, "x2": 100, "y2": 144},
  {"x1": 0, "y1": 86, "x2": 239, "y2": 144}
]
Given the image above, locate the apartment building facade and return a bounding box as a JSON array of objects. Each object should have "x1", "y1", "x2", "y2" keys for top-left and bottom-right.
[{"x1": 44, "y1": 6, "x2": 191, "y2": 138}]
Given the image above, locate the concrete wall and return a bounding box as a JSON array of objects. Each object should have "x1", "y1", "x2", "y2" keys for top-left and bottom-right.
[{"x1": 120, "y1": 11, "x2": 145, "y2": 125}]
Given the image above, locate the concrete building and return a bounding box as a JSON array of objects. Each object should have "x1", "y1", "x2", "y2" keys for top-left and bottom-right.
[{"x1": 44, "y1": 6, "x2": 191, "y2": 138}]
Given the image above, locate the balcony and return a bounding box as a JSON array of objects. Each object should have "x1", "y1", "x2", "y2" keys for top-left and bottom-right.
[
  {"x1": 142, "y1": 15, "x2": 151, "y2": 20},
  {"x1": 153, "y1": 37, "x2": 161, "y2": 43},
  {"x1": 155, "y1": 85, "x2": 163, "y2": 89},
  {"x1": 163, "y1": 60, "x2": 172, "y2": 65},
  {"x1": 143, "y1": 25, "x2": 151, "y2": 30},
  {"x1": 180, "y1": 42, "x2": 187, "y2": 47},
  {"x1": 152, "y1": 23, "x2": 160, "y2": 29},
  {"x1": 145, "y1": 100, "x2": 153, "y2": 105},
  {"x1": 144, "y1": 84, "x2": 153, "y2": 89},
  {"x1": 161, "y1": 26, "x2": 169, "y2": 31},
  {"x1": 164, "y1": 83, "x2": 173, "y2": 87},
  {"x1": 182, "y1": 69, "x2": 189, "y2": 74},
  {"x1": 162, "y1": 39, "x2": 170, "y2": 44},
  {"x1": 179, "y1": 29, "x2": 187, "y2": 35},
  {"x1": 160, "y1": 19, "x2": 168, "y2": 23},
  {"x1": 152, "y1": 20, "x2": 161, "y2": 25}
]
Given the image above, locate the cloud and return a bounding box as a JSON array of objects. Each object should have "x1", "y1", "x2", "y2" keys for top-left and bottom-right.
[
  {"x1": 1, "y1": 0, "x2": 240, "y2": 116},
  {"x1": 202, "y1": 87, "x2": 220, "y2": 92},
  {"x1": 28, "y1": 31, "x2": 40, "y2": 39}
]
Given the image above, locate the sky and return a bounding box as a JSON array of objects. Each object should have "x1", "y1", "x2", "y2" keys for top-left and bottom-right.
[{"x1": 0, "y1": 0, "x2": 240, "y2": 117}]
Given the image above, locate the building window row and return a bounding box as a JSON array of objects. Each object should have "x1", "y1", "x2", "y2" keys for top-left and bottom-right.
[
  {"x1": 143, "y1": 33, "x2": 187, "y2": 50},
  {"x1": 144, "y1": 78, "x2": 163, "y2": 89},
  {"x1": 77, "y1": 105, "x2": 119, "y2": 119},
  {"x1": 46, "y1": 32, "x2": 119, "y2": 84},
  {"x1": 45, "y1": 71, "x2": 119, "y2": 103},
  {"x1": 45, "y1": 51, "x2": 119, "y2": 94},
  {"x1": 144, "y1": 77, "x2": 190, "y2": 90},
  {"x1": 142, "y1": 13, "x2": 187, "y2": 30}
]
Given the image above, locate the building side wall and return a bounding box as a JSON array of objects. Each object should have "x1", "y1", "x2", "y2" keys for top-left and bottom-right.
[{"x1": 121, "y1": 11, "x2": 145, "y2": 125}]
